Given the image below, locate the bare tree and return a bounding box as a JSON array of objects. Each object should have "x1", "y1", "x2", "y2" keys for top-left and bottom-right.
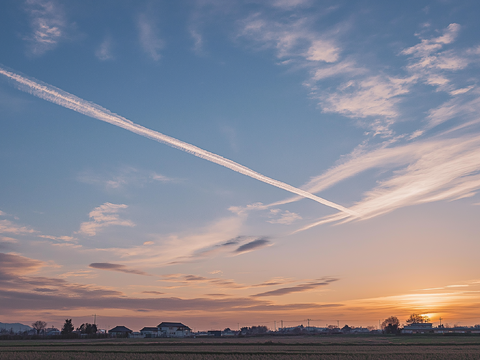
[{"x1": 31, "y1": 321, "x2": 47, "y2": 335}]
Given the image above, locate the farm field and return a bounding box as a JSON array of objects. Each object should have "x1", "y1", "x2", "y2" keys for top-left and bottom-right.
[{"x1": 1, "y1": 335, "x2": 480, "y2": 359}]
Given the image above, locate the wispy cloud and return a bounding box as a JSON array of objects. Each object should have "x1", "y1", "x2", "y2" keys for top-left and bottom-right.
[
  {"x1": 77, "y1": 166, "x2": 177, "y2": 190},
  {"x1": 1, "y1": 253, "x2": 343, "y2": 315},
  {"x1": 0, "y1": 236, "x2": 18, "y2": 244},
  {"x1": 89, "y1": 263, "x2": 151, "y2": 276},
  {"x1": 0, "y1": 65, "x2": 353, "y2": 215},
  {"x1": 95, "y1": 36, "x2": 114, "y2": 61},
  {"x1": 239, "y1": 13, "x2": 339, "y2": 63},
  {"x1": 78, "y1": 203, "x2": 135, "y2": 237},
  {"x1": 0, "y1": 252, "x2": 44, "y2": 276},
  {"x1": 294, "y1": 131, "x2": 480, "y2": 232},
  {"x1": 320, "y1": 76, "x2": 414, "y2": 136},
  {"x1": 173, "y1": 235, "x2": 272, "y2": 263},
  {"x1": 0, "y1": 219, "x2": 35, "y2": 235},
  {"x1": 0, "y1": 253, "x2": 124, "y2": 299},
  {"x1": 269, "y1": 0, "x2": 313, "y2": 10},
  {"x1": 159, "y1": 273, "x2": 296, "y2": 291},
  {"x1": 267, "y1": 209, "x2": 301, "y2": 225},
  {"x1": 38, "y1": 234, "x2": 75, "y2": 242},
  {"x1": 24, "y1": 0, "x2": 68, "y2": 56},
  {"x1": 252, "y1": 277, "x2": 338, "y2": 297},
  {"x1": 399, "y1": 23, "x2": 480, "y2": 102},
  {"x1": 137, "y1": 13, "x2": 164, "y2": 61},
  {"x1": 238, "y1": 11, "x2": 412, "y2": 136},
  {"x1": 233, "y1": 238, "x2": 271, "y2": 255},
  {"x1": 190, "y1": 28, "x2": 204, "y2": 55},
  {"x1": 142, "y1": 290, "x2": 164, "y2": 295},
  {"x1": 99, "y1": 216, "x2": 245, "y2": 267}
]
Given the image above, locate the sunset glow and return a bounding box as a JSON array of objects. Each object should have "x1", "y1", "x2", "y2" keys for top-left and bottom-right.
[{"x1": 1, "y1": 0, "x2": 480, "y2": 332}]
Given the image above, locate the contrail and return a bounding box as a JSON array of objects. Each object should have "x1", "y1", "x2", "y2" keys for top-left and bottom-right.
[{"x1": 0, "y1": 65, "x2": 356, "y2": 216}]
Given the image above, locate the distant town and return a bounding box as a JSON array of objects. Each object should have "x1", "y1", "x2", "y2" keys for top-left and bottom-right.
[{"x1": 2, "y1": 314, "x2": 480, "y2": 339}]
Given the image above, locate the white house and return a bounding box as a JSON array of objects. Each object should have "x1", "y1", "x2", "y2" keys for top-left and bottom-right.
[{"x1": 157, "y1": 322, "x2": 191, "y2": 337}]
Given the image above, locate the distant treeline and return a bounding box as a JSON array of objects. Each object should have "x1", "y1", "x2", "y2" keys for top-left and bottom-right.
[{"x1": 0, "y1": 333, "x2": 109, "y2": 340}]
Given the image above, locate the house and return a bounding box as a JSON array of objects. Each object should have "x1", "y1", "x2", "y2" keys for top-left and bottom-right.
[
  {"x1": 207, "y1": 330, "x2": 221, "y2": 337},
  {"x1": 402, "y1": 323, "x2": 433, "y2": 334},
  {"x1": 140, "y1": 327, "x2": 160, "y2": 338},
  {"x1": 45, "y1": 327, "x2": 60, "y2": 336},
  {"x1": 157, "y1": 322, "x2": 191, "y2": 337},
  {"x1": 108, "y1": 326, "x2": 133, "y2": 337}
]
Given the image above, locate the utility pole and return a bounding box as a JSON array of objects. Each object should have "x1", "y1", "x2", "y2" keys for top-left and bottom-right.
[
  {"x1": 281, "y1": 320, "x2": 283, "y2": 329},
  {"x1": 274, "y1": 321, "x2": 276, "y2": 331},
  {"x1": 92, "y1": 314, "x2": 96, "y2": 326},
  {"x1": 439, "y1": 317, "x2": 442, "y2": 326},
  {"x1": 337, "y1": 320, "x2": 339, "y2": 328},
  {"x1": 307, "y1": 319, "x2": 311, "y2": 327}
]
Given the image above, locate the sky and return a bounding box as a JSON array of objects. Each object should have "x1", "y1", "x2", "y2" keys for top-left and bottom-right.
[{"x1": 1, "y1": 0, "x2": 480, "y2": 332}]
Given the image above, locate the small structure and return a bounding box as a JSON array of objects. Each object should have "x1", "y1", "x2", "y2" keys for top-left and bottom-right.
[
  {"x1": 140, "y1": 326, "x2": 160, "y2": 338},
  {"x1": 403, "y1": 323, "x2": 433, "y2": 334},
  {"x1": 221, "y1": 329, "x2": 236, "y2": 337},
  {"x1": 45, "y1": 327, "x2": 60, "y2": 336},
  {"x1": 129, "y1": 331, "x2": 144, "y2": 338},
  {"x1": 158, "y1": 322, "x2": 191, "y2": 337},
  {"x1": 109, "y1": 326, "x2": 133, "y2": 337},
  {"x1": 208, "y1": 330, "x2": 222, "y2": 337}
]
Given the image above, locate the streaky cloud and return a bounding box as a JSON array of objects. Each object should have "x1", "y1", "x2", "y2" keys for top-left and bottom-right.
[
  {"x1": 89, "y1": 262, "x2": 151, "y2": 276},
  {"x1": 0, "y1": 65, "x2": 355, "y2": 216},
  {"x1": 252, "y1": 277, "x2": 338, "y2": 297},
  {"x1": 234, "y1": 238, "x2": 271, "y2": 254}
]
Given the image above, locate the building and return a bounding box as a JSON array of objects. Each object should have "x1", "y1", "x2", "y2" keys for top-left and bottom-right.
[
  {"x1": 140, "y1": 327, "x2": 160, "y2": 338},
  {"x1": 108, "y1": 326, "x2": 133, "y2": 337},
  {"x1": 45, "y1": 327, "x2": 60, "y2": 336},
  {"x1": 402, "y1": 323, "x2": 433, "y2": 334},
  {"x1": 207, "y1": 330, "x2": 221, "y2": 337},
  {"x1": 157, "y1": 322, "x2": 191, "y2": 337}
]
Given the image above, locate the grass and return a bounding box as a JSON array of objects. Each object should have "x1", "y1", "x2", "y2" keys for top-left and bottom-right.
[{"x1": 1, "y1": 335, "x2": 480, "y2": 359}]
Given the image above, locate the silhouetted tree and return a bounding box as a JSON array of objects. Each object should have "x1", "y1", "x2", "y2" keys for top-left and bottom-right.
[
  {"x1": 341, "y1": 325, "x2": 352, "y2": 333},
  {"x1": 406, "y1": 314, "x2": 430, "y2": 324},
  {"x1": 61, "y1": 319, "x2": 74, "y2": 335},
  {"x1": 381, "y1": 316, "x2": 400, "y2": 334},
  {"x1": 77, "y1": 323, "x2": 97, "y2": 335},
  {"x1": 241, "y1": 325, "x2": 268, "y2": 335},
  {"x1": 31, "y1": 321, "x2": 47, "y2": 335}
]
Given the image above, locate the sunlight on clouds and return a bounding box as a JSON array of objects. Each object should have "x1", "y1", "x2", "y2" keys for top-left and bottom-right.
[
  {"x1": 294, "y1": 132, "x2": 480, "y2": 231},
  {"x1": 450, "y1": 86, "x2": 474, "y2": 96},
  {"x1": 0, "y1": 219, "x2": 36, "y2": 235},
  {"x1": 267, "y1": 209, "x2": 301, "y2": 225},
  {"x1": 100, "y1": 215, "x2": 245, "y2": 267},
  {"x1": 305, "y1": 39, "x2": 339, "y2": 62},
  {"x1": 320, "y1": 76, "x2": 413, "y2": 127},
  {"x1": 78, "y1": 203, "x2": 135, "y2": 237},
  {"x1": 354, "y1": 291, "x2": 479, "y2": 313},
  {"x1": 38, "y1": 234, "x2": 75, "y2": 241},
  {"x1": 24, "y1": 0, "x2": 67, "y2": 56},
  {"x1": 240, "y1": 13, "x2": 339, "y2": 63}
]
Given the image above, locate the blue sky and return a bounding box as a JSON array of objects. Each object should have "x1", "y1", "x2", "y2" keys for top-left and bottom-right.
[{"x1": 1, "y1": 0, "x2": 480, "y2": 331}]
